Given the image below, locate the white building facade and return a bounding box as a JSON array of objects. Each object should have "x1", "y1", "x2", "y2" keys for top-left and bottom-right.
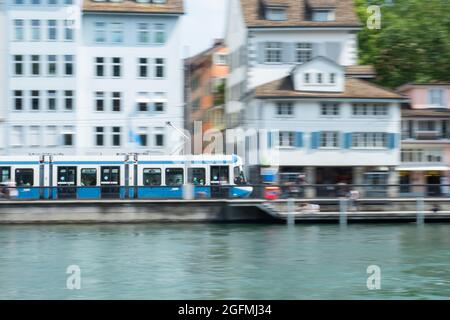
[
  {"x1": 1, "y1": 0, "x2": 184, "y2": 156},
  {"x1": 225, "y1": 0, "x2": 406, "y2": 196}
]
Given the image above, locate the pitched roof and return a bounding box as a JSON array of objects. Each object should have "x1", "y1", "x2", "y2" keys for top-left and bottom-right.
[
  {"x1": 402, "y1": 108, "x2": 450, "y2": 118},
  {"x1": 345, "y1": 65, "x2": 376, "y2": 78},
  {"x1": 83, "y1": 0, "x2": 184, "y2": 15},
  {"x1": 240, "y1": 0, "x2": 361, "y2": 28},
  {"x1": 397, "y1": 82, "x2": 450, "y2": 92},
  {"x1": 254, "y1": 76, "x2": 406, "y2": 100}
]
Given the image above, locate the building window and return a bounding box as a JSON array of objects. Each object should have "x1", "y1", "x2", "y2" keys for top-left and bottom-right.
[
  {"x1": 110, "y1": 23, "x2": 123, "y2": 43},
  {"x1": 276, "y1": 102, "x2": 293, "y2": 116},
  {"x1": 418, "y1": 120, "x2": 436, "y2": 132},
  {"x1": 319, "y1": 131, "x2": 339, "y2": 148},
  {"x1": 14, "y1": 20, "x2": 24, "y2": 41},
  {"x1": 47, "y1": 20, "x2": 57, "y2": 41},
  {"x1": 64, "y1": 90, "x2": 74, "y2": 111},
  {"x1": 95, "y1": 57, "x2": 105, "y2": 77},
  {"x1": 138, "y1": 58, "x2": 149, "y2": 78},
  {"x1": 214, "y1": 53, "x2": 227, "y2": 65},
  {"x1": 138, "y1": 127, "x2": 148, "y2": 147},
  {"x1": 264, "y1": 42, "x2": 282, "y2": 63},
  {"x1": 29, "y1": 126, "x2": 40, "y2": 147},
  {"x1": 31, "y1": 90, "x2": 40, "y2": 111},
  {"x1": 154, "y1": 128, "x2": 164, "y2": 147},
  {"x1": 13, "y1": 55, "x2": 23, "y2": 76},
  {"x1": 329, "y1": 73, "x2": 336, "y2": 84},
  {"x1": 112, "y1": 57, "x2": 122, "y2": 77},
  {"x1": 304, "y1": 73, "x2": 310, "y2": 84},
  {"x1": 112, "y1": 92, "x2": 121, "y2": 112},
  {"x1": 279, "y1": 131, "x2": 295, "y2": 147},
  {"x1": 312, "y1": 10, "x2": 335, "y2": 22},
  {"x1": 352, "y1": 104, "x2": 388, "y2": 116},
  {"x1": 154, "y1": 58, "x2": 165, "y2": 78},
  {"x1": 94, "y1": 22, "x2": 106, "y2": 43},
  {"x1": 95, "y1": 127, "x2": 104, "y2": 146},
  {"x1": 11, "y1": 126, "x2": 23, "y2": 146},
  {"x1": 64, "y1": 20, "x2": 75, "y2": 41},
  {"x1": 46, "y1": 126, "x2": 58, "y2": 147},
  {"x1": 137, "y1": 23, "x2": 150, "y2": 44},
  {"x1": 47, "y1": 90, "x2": 57, "y2": 111},
  {"x1": 352, "y1": 133, "x2": 388, "y2": 148},
  {"x1": 429, "y1": 89, "x2": 444, "y2": 106},
  {"x1": 153, "y1": 92, "x2": 166, "y2": 112},
  {"x1": 31, "y1": 20, "x2": 41, "y2": 41},
  {"x1": 95, "y1": 91, "x2": 104, "y2": 111},
  {"x1": 13, "y1": 90, "x2": 23, "y2": 111},
  {"x1": 296, "y1": 43, "x2": 312, "y2": 63},
  {"x1": 62, "y1": 126, "x2": 74, "y2": 146},
  {"x1": 112, "y1": 127, "x2": 121, "y2": 147},
  {"x1": 31, "y1": 55, "x2": 40, "y2": 76},
  {"x1": 266, "y1": 8, "x2": 287, "y2": 21},
  {"x1": 320, "y1": 103, "x2": 339, "y2": 116},
  {"x1": 154, "y1": 23, "x2": 166, "y2": 44},
  {"x1": 47, "y1": 55, "x2": 57, "y2": 76},
  {"x1": 64, "y1": 55, "x2": 74, "y2": 76},
  {"x1": 317, "y1": 73, "x2": 323, "y2": 84}
]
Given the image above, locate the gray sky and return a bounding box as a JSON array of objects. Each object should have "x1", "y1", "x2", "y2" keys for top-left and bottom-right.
[{"x1": 181, "y1": 0, "x2": 227, "y2": 57}]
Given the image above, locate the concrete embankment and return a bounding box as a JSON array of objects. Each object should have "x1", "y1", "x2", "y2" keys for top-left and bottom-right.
[{"x1": 1, "y1": 198, "x2": 450, "y2": 224}]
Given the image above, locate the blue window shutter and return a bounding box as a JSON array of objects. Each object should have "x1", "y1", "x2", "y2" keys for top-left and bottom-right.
[
  {"x1": 344, "y1": 133, "x2": 352, "y2": 149},
  {"x1": 311, "y1": 132, "x2": 319, "y2": 149},
  {"x1": 267, "y1": 131, "x2": 272, "y2": 149},
  {"x1": 295, "y1": 132, "x2": 303, "y2": 148},
  {"x1": 388, "y1": 133, "x2": 397, "y2": 149}
]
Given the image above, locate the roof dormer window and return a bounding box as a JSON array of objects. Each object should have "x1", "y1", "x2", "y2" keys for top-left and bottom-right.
[
  {"x1": 312, "y1": 9, "x2": 335, "y2": 22},
  {"x1": 266, "y1": 7, "x2": 287, "y2": 21}
]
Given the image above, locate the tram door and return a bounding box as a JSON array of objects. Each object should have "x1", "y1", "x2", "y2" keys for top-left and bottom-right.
[
  {"x1": 101, "y1": 166, "x2": 120, "y2": 198},
  {"x1": 210, "y1": 166, "x2": 229, "y2": 198},
  {"x1": 57, "y1": 167, "x2": 77, "y2": 199}
]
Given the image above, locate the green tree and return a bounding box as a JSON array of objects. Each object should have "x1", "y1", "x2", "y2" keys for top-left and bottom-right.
[{"x1": 355, "y1": 0, "x2": 450, "y2": 88}]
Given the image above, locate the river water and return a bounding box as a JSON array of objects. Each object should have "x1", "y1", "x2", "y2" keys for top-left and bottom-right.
[{"x1": 0, "y1": 223, "x2": 449, "y2": 299}]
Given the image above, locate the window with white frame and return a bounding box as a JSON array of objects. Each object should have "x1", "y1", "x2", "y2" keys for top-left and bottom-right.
[
  {"x1": 329, "y1": 73, "x2": 336, "y2": 84},
  {"x1": 401, "y1": 149, "x2": 442, "y2": 163},
  {"x1": 47, "y1": 20, "x2": 57, "y2": 41},
  {"x1": 154, "y1": 23, "x2": 166, "y2": 44},
  {"x1": 64, "y1": 55, "x2": 74, "y2": 76},
  {"x1": 137, "y1": 23, "x2": 150, "y2": 44},
  {"x1": 13, "y1": 55, "x2": 23, "y2": 76},
  {"x1": 153, "y1": 92, "x2": 166, "y2": 112},
  {"x1": 47, "y1": 55, "x2": 57, "y2": 76},
  {"x1": 62, "y1": 126, "x2": 74, "y2": 146},
  {"x1": 138, "y1": 127, "x2": 148, "y2": 147},
  {"x1": 154, "y1": 128, "x2": 164, "y2": 147},
  {"x1": 64, "y1": 20, "x2": 74, "y2": 41},
  {"x1": 31, "y1": 20, "x2": 41, "y2": 41},
  {"x1": 352, "y1": 132, "x2": 388, "y2": 148},
  {"x1": 429, "y1": 89, "x2": 444, "y2": 106},
  {"x1": 320, "y1": 103, "x2": 340, "y2": 116},
  {"x1": 418, "y1": 120, "x2": 437, "y2": 132},
  {"x1": 31, "y1": 90, "x2": 40, "y2": 111},
  {"x1": 276, "y1": 102, "x2": 294, "y2": 116},
  {"x1": 95, "y1": 127, "x2": 104, "y2": 146},
  {"x1": 319, "y1": 131, "x2": 339, "y2": 148},
  {"x1": 29, "y1": 126, "x2": 40, "y2": 147},
  {"x1": 11, "y1": 126, "x2": 24, "y2": 146},
  {"x1": 266, "y1": 7, "x2": 287, "y2": 21},
  {"x1": 214, "y1": 53, "x2": 227, "y2": 65},
  {"x1": 31, "y1": 55, "x2": 40, "y2": 76},
  {"x1": 47, "y1": 90, "x2": 57, "y2": 111},
  {"x1": 317, "y1": 73, "x2": 323, "y2": 84},
  {"x1": 264, "y1": 42, "x2": 282, "y2": 63},
  {"x1": 95, "y1": 57, "x2": 105, "y2": 77},
  {"x1": 112, "y1": 57, "x2": 122, "y2": 77},
  {"x1": 14, "y1": 20, "x2": 24, "y2": 41},
  {"x1": 112, "y1": 127, "x2": 121, "y2": 147},
  {"x1": 137, "y1": 92, "x2": 149, "y2": 112},
  {"x1": 13, "y1": 90, "x2": 23, "y2": 111},
  {"x1": 94, "y1": 22, "x2": 106, "y2": 43},
  {"x1": 95, "y1": 91, "x2": 104, "y2": 111},
  {"x1": 312, "y1": 10, "x2": 335, "y2": 22},
  {"x1": 304, "y1": 73, "x2": 310, "y2": 84},
  {"x1": 296, "y1": 43, "x2": 313, "y2": 63},
  {"x1": 279, "y1": 131, "x2": 295, "y2": 147},
  {"x1": 154, "y1": 58, "x2": 165, "y2": 78},
  {"x1": 64, "y1": 90, "x2": 74, "y2": 111},
  {"x1": 138, "y1": 58, "x2": 149, "y2": 78},
  {"x1": 110, "y1": 23, "x2": 123, "y2": 43},
  {"x1": 46, "y1": 126, "x2": 58, "y2": 147},
  {"x1": 352, "y1": 103, "x2": 389, "y2": 116},
  {"x1": 112, "y1": 92, "x2": 121, "y2": 112}
]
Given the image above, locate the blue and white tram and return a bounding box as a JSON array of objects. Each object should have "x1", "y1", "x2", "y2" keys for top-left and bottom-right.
[{"x1": 0, "y1": 154, "x2": 252, "y2": 200}]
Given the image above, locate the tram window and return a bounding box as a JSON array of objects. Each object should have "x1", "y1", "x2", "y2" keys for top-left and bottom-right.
[
  {"x1": 234, "y1": 166, "x2": 246, "y2": 185},
  {"x1": 188, "y1": 168, "x2": 205, "y2": 186},
  {"x1": 143, "y1": 168, "x2": 161, "y2": 186},
  {"x1": 0, "y1": 167, "x2": 11, "y2": 183},
  {"x1": 211, "y1": 166, "x2": 229, "y2": 184},
  {"x1": 101, "y1": 167, "x2": 120, "y2": 184},
  {"x1": 81, "y1": 169, "x2": 97, "y2": 186},
  {"x1": 15, "y1": 169, "x2": 34, "y2": 187},
  {"x1": 165, "y1": 168, "x2": 184, "y2": 186},
  {"x1": 57, "y1": 167, "x2": 76, "y2": 185}
]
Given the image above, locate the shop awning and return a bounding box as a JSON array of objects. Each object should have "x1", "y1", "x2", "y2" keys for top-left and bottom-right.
[{"x1": 396, "y1": 166, "x2": 449, "y2": 171}]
